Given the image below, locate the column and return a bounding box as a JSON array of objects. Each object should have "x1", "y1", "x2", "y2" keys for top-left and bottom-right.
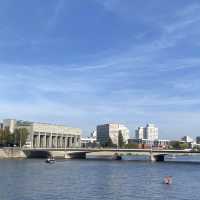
[
  {"x1": 43, "y1": 134, "x2": 46, "y2": 148},
  {"x1": 50, "y1": 134, "x2": 52, "y2": 148},
  {"x1": 57, "y1": 136, "x2": 61, "y2": 148},
  {"x1": 62, "y1": 137, "x2": 66, "y2": 148},
  {"x1": 55, "y1": 136, "x2": 58, "y2": 148},
  {"x1": 73, "y1": 136, "x2": 76, "y2": 147},
  {"x1": 52, "y1": 136, "x2": 56, "y2": 148},
  {"x1": 38, "y1": 133, "x2": 40, "y2": 148},
  {"x1": 69, "y1": 137, "x2": 72, "y2": 147},
  {"x1": 77, "y1": 136, "x2": 80, "y2": 147},
  {"x1": 74, "y1": 136, "x2": 78, "y2": 147},
  {"x1": 33, "y1": 135, "x2": 37, "y2": 148},
  {"x1": 40, "y1": 135, "x2": 43, "y2": 148},
  {"x1": 65, "y1": 137, "x2": 67, "y2": 148}
]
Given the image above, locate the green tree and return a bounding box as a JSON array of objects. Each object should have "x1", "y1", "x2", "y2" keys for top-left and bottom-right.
[
  {"x1": 0, "y1": 128, "x2": 3, "y2": 146},
  {"x1": 106, "y1": 137, "x2": 113, "y2": 147},
  {"x1": 118, "y1": 132, "x2": 124, "y2": 148},
  {"x1": 0, "y1": 127, "x2": 14, "y2": 147},
  {"x1": 124, "y1": 143, "x2": 139, "y2": 149},
  {"x1": 103, "y1": 137, "x2": 117, "y2": 148},
  {"x1": 179, "y1": 142, "x2": 189, "y2": 149},
  {"x1": 13, "y1": 128, "x2": 29, "y2": 147},
  {"x1": 170, "y1": 141, "x2": 189, "y2": 150}
]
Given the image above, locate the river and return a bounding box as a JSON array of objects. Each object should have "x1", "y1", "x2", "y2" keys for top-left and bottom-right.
[{"x1": 0, "y1": 158, "x2": 200, "y2": 200}]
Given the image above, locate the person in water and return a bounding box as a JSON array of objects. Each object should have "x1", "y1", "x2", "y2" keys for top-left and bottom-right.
[{"x1": 164, "y1": 176, "x2": 172, "y2": 184}]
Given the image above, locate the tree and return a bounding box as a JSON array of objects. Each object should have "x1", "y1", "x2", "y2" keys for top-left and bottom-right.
[
  {"x1": 0, "y1": 127, "x2": 14, "y2": 147},
  {"x1": 103, "y1": 137, "x2": 117, "y2": 148},
  {"x1": 13, "y1": 128, "x2": 29, "y2": 147},
  {"x1": 179, "y1": 142, "x2": 189, "y2": 150},
  {"x1": 0, "y1": 128, "x2": 3, "y2": 146},
  {"x1": 124, "y1": 143, "x2": 139, "y2": 149},
  {"x1": 170, "y1": 141, "x2": 189, "y2": 150},
  {"x1": 118, "y1": 132, "x2": 124, "y2": 148}
]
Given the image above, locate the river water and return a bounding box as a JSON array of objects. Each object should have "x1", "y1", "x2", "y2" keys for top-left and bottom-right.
[{"x1": 0, "y1": 158, "x2": 200, "y2": 200}]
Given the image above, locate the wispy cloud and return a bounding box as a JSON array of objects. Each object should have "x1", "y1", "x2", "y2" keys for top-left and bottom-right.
[
  {"x1": 46, "y1": 0, "x2": 66, "y2": 29},
  {"x1": 1, "y1": 1, "x2": 200, "y2": 137}
]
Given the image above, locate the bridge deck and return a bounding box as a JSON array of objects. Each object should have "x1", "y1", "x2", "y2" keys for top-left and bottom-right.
[{"x1": 22, "y1": 148, "x2": 200, "y2": 155}]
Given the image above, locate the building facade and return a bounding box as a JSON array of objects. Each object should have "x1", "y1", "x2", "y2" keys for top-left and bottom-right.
[
  {"x1": 97, "y1": 123, "x2": 129, "y2": 146},
  {"x1": 181, "y1": 136, "x2": 193, "y2": 143},
  {"x1": 135, "y1": 124, "x2": 158, "y2": 140},
  {"x1": 3, "y1": 119, "x2": 16, "y2": 133},
  {"x1": 1, "y1": 119, "x2": 81, "y2": 148},
  {"x1": 81, "y1": 137, "x2": 97, "y2": 148},
  {"x1": 81, "y1": 130, "x2": 97, "y2": 148},
  {"x1": 128, "y1": 138, "x2": 169, "y2": 149},
  {"x1": 135, "y1": 127, "x2": 145, "y2": 139},
  {"x1": 196, "y1": 137, "x2": 200, "y2": 144},
  {"x1": 0, "y1": 122, "x2": 3, "y2": 129}
]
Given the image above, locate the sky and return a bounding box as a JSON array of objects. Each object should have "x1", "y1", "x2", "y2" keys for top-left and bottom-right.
[{"x1": 0, "y1": 0, "x2": 200, "y2": 139}]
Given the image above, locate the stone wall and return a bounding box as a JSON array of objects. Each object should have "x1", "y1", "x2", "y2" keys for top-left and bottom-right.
[{"x1": 0, "y1": 148, "x2": 26, "y2": 159}]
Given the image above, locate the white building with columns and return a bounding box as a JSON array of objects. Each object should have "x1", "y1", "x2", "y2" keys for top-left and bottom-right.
[{"x1": 1, "y1": 119, "x2": 81, "y2": 148}]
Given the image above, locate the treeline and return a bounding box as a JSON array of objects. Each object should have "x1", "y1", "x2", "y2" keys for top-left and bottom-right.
[
  {"x1": 0, "y1": 127, "x2": 29, "y2": 147},
  {"x1": 169, "y1": 141, "x2": 190, "y2": 150}
]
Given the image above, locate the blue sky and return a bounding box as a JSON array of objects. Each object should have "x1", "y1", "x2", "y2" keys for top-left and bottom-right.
[{"x1": 1, "y1": 0, "x2": 200, "y2": 139}]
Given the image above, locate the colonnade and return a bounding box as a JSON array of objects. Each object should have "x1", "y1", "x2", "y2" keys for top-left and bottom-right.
[{"x1": 32, "y1": 133, "x2": 80, "y2": 148}]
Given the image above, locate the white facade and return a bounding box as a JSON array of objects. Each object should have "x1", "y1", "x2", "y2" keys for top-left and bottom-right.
[
  {"x1": 81, "y1": 130, "x2": 98, "y2": 148},
  {"x1": 135, "y1": 123, "x2": 158, "y2": 141},
  {"x1": 97, "y1": 123, "x2": 130, "y2": 146},
  {"x1": 145, "y1": 124, "x2": 159, "y2": 140},
  {"x1": 81, "y1": 137, "x2": 96, "y2": 147},
  {"x1": 181, "y1": 136, "x2": 193, "y2": 143},
  {"x1": 90, "y1": 130, "x2": 97, "y2": 138},
  {"x1": 1, "y1": 119, "x2": 81, "y2": 148},
  {"x1": 118, "y1": 124, "x2": 130, "y2": 144},
  {"x1": 26, "y1": 122, "x2": 81, "y2": 148},
  {"x1": 135, "y1": 127, "x2": 145, "y2": 139},
  {"x1": 129, "y1": 138, "x2": 169, "y2": 147}
]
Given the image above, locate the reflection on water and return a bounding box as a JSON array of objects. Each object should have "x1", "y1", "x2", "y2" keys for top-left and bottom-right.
[{"x1": 0, "y1": 158, "x2": 200, "y2": 200}]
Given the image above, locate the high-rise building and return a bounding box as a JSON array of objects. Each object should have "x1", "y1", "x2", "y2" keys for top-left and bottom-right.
[
  {"x1": 181, "y1": 136, "x2": 193, "y2": 143},
  {"x1": 135, "y1": 127, "x2": 145, "y2": 139},
  {"x1": 97, "y1": 123, "x2": 129, "y2": 146},
  {"x1": 196, "y1": 137, "x2": 200, "y2": 144},
  {"x1": 0, "y1": 122, "x2": 3, "y2": 129},
  {"x1": 145, "y1": 124, "x2": 159, "y2": 140},
  {"x1": 135, "y1": 123, "x2": 158, "y2": 141}
]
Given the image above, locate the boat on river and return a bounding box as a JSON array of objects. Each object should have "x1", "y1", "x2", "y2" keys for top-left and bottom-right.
[{"x1": 45, "y1": 157, "x2": 55, "y2": 164}]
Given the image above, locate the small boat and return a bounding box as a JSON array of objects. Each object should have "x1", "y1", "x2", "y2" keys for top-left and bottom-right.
[
  {"x1": 164, "y1": 176, "x2": 172, "y2": 184},
  {"x1": 45, "y1": 157, "x2": 55, "y2": 164}
]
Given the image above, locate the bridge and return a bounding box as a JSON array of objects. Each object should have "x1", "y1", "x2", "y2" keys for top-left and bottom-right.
[{"x1": 22, "y1": 148, "x2": 200, "y2": 161}]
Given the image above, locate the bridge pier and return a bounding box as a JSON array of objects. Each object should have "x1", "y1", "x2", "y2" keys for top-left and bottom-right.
[
  {"x1": 24, "y1": 150, "x2": 51, "y2": 158},
  {"x1": 112, "y1": 153, "x2": 122, "y2": 160},
  {"x1": 150, "y1": 154, "x2": 165, "y2": 162},
  {"x1": 65, "y1": 152, "x2": 86, "y2": 159}
]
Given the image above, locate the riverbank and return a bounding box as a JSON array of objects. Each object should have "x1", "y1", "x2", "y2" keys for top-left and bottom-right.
[{"x1": 0, "y1": 148, "x2": 26, "y2": 159}]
